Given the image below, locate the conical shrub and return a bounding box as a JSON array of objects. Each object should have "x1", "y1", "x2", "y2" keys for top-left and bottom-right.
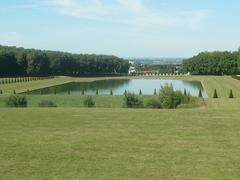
[
  {"x1": 124, "y1": 90, "x2": 127, "y2": 96},
  {"x1": 184, "y1": 89, "x2": 187, "y2": 96},
  {"x1": 229, "y1": 89, "x2": 234, "y2": 99},
  {"x1": 198, "y1": 89, "x2": 203, "y2": 98},
  {"x1": 213, "y1": 89, "x2": 218, "y2": 98},
  {"x1": 154, "y1": 88, "x2": 157, "y2": 95}
]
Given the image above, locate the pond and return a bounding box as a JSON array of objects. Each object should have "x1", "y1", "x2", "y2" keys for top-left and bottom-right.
[{"x1": 27, "y1": 79, "x2": 208, "y2": 97}]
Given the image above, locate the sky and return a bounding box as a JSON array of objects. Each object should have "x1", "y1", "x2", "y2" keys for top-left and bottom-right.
[{"x1": 0, "y1": 0, "x2": 240, "y2": 58}]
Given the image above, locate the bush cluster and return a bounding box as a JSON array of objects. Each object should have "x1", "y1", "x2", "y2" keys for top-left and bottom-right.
[
  {"x1": 146, "y1": 98, "x2": 161, "y2": 109},
  {"x1": 124, "y1": 92, "x2": 143, "y2": 108},
  {"x1": 38, "y1": 100, "x2": 57, "y2": 107},
  {"x1": 83, "y1": 96, "x2": 95, "y2": 107},
  {"x1": 145, "y1": 84, "x2": 199, "y2": 109},
  {"x1": 5, "y1": 95, "x2": 27, "y2": 107}
]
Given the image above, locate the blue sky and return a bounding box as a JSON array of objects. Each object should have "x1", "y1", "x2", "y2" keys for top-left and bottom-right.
[{"x1": 0, "y1": 0, "x2": 240, "y2": 57}]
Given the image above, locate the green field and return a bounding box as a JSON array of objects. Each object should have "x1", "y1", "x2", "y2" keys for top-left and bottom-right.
[
  {"x1": 0, "y1": 76, "x2": 240, "y2": 179},
  {"x1": 1, "y1": 108, "x2": 240, "y2": 179}
]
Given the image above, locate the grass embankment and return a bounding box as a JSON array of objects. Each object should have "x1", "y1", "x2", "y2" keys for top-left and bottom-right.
[{"x1": 1, "y1": 108, "x2": 240, "y2": 179}]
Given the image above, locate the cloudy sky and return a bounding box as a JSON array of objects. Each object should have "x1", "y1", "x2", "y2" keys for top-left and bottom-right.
[{"x1": 0, "y1": 0, "x2": 239, "y2": 57}]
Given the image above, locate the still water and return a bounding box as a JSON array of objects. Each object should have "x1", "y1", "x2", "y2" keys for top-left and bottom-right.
[{"x1": 28, "y1": 79, "x2": 207, "y2": 97}]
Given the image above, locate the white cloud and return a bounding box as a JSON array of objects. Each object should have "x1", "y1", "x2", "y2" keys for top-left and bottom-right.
[{"x1": 44, "y1": 0, "x2": 210, "y2": 29}]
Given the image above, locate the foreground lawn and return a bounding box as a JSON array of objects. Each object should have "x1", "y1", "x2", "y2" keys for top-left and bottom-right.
[{"x1": 1, "y1": 108, "x2": 240, "y2": 179}]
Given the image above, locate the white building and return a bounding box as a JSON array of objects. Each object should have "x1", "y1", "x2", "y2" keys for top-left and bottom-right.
[{"x1": 128, "y1": 66, "x2": 136, "y2": 75}]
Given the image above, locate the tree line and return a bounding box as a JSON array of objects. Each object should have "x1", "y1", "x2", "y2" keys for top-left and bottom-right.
[
  {"x1": 181, "y1": 50, "x2": 240, "y2": 75},
  {"x1": 0, "y1": 45, "x2": 130, "y2": 77}
]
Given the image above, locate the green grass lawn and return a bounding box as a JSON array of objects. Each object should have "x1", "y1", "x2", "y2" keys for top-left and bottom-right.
[
  {"x1": 0, "y1": 75, "x2": 240, "y2": 179},
  {"x1": 1, "y1": 108, "x2": 240, "y2": 179}
]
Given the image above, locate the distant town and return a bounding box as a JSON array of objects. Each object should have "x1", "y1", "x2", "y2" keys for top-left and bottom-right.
[{"x1": 126, "y1": 57, "x2": 184, "y2": 65}]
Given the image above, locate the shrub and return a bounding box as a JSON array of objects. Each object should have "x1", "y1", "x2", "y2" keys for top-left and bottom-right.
[
  {"x1": 6, "y1": 95, "x2": 27, "y2": 107},
  {"x1": 198, "y1": 89, "x2": 203, "y2": 98},
  {"x1": 184, "y1": 89, "x2": 187, "y2": 96},
  {"x1": 154, "y1": 88, "x2": 157, "y2": 95},
  {"x1": 229, "y1": 89, "x2": 234, "y2": 99},
  {"x1": 83, "y1": 96, "x2": 95, "y2": 107},
  {"x1": 213, "y1": 89, "x2": 218, "y2": 98},
  {"x1": 159, "y1": 84, "x2": 184, "y2": 109},
  {"x1": 38, "y1": 100, "x2": 57, "y2": 107},
  {"x1": 124, "y1": 92, "x2": 143, "y2": 108},
  {"x1": 146, "y1": 98, "x2": 161, "y2": 109}
]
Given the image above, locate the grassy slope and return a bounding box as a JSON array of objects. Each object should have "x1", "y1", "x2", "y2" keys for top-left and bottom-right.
[{"x1": 1, "y1": 108, "x2": 240, "y2": 179}]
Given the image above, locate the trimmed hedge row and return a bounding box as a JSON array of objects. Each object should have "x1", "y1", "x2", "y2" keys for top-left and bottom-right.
[{"x1": 0, "y1": 76, "x2": 54, "y2": 85}]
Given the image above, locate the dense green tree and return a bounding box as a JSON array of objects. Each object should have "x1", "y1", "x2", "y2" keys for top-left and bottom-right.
[
  {"x1": 0, "y1": 45, "x2": 129, "y2": 77},
  {"x1": 182, "y1": 51, "x2": 239, "y2": 75}
]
